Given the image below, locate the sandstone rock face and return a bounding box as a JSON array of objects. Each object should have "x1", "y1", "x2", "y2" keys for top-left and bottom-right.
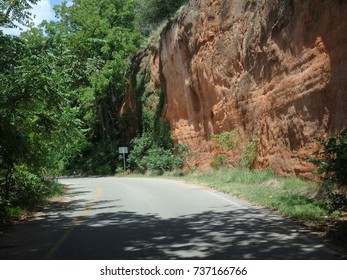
[{"x1": 130, "y1": 0, "x2": 347, "y2": 176}]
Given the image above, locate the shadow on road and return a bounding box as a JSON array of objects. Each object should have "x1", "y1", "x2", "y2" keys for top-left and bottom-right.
[
  {"x1": 55, "y1": 208, "x2": 337, "y2": 260},
  {"x1": 0, "y1": 186, "x2": 339, "y2": 260}
]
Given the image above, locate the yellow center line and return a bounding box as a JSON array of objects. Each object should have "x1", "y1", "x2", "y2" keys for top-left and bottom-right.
[{"x1": 44, "y1": 186, "x2": 102, "y2": 260}]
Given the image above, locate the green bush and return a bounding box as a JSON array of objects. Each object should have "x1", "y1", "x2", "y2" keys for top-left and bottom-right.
[
  {"x1": 143, "y1": 147, "x2": 174, "y2": 174},
  {"x1": 210, "y1": 154, "x2": 228, "y2": 169},
  {"x1": 310, "y1": 129, "x2": 347, "y2": 212},
  {"x1": 314, "y1": 129, "x2": 347, "y2": 185},
  {"x1": 128, "y1": 133, "x2": 190, "y2": 174},
  {"x1": 10, "y1": 165, "x2": 48, "y2": 207},
  {"x1": 0, "y1": 164, "x2": 64, "y2": 222},
  {"x1": 127, "y1": 133, "x2": 153, "y2": 172},
  {"x1": 172, "y1": 143, "x2": 192, "y2": 169},
  {"x1": 95, "y1": 165, "x2": 113, "y2": 175},
  {"x1": 5, "y1": 206, "x2": 25, "y2": 222},
  {"x1": 240, "y1": 138, "x2": 258, "y2": 170},
  {"x1": 211, "y1": 131, "x2": 258, "y2": 170},
  {"x1": 324, "y1": 187, "x2": 347, "y2": 212},
  {"x1": 211, "y1": 130, "x2": 240, "y2": 150}
]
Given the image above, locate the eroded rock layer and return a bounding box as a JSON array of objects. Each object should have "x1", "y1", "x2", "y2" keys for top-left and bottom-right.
[{"x1": 127, "y1": 0, "x2": 347, "y2": 176}]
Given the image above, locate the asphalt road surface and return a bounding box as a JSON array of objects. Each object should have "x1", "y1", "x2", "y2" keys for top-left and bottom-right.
[{"x1": 0, "y1": 177, "x2": 339, "y2": 259}]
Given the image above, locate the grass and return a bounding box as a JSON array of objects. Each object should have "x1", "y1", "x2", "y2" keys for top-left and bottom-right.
[
  {"x1": 178, "y1": 168, "x2": 338, "y2": 227},
  {"x1": 120, "y1": 168, "x2": 339, "y2": 227}
]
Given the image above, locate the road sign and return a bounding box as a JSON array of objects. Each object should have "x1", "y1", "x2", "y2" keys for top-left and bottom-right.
[
  {"x1": 118, "y1": 147, "x2": 128, "y2": 154},
  {"x1": 118, "y1": 147, "x2": 128, "y2": 171}
]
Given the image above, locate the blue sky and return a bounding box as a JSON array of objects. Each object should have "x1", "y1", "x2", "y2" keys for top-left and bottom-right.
[
  {"x1": 1, "y1": 0, "x2": 69, "y2": 35},
  {"x1": 51, "y1": 0, "x2": 65, "y2": 5}
]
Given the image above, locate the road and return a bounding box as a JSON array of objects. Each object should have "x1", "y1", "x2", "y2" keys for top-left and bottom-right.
[{"x1": 0, "y1": 177, "x2": 339, "y2": 259}]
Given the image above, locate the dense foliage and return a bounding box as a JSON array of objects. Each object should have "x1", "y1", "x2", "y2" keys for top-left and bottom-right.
[
  {"x1": 0, "y1": 0, "x2": 39, "y2": 28},
  {"x1": 0, "y1": 14, "x2": 83, "y2": 220},
  {"x1": 46, "y1": 0, "x2": 143, "y2": 174},
  {"x1": 310, "y1": 130, "x2": 347, "y2": 212},
  {"x1": 314, "y1": 130, "x2": 347, "y2": 186},
  {"x1": 126, "y1": 64, "x2": 191, "y2": 174},
  {"x1": 0, "y1": 0, "x2": 189, "y2": 221},
  {"x1": 135, "y1": 0, "x2": 189, "y2": 35},
  {"x1": 128, "y1": 130, "x2": 190, "y2": 174}
]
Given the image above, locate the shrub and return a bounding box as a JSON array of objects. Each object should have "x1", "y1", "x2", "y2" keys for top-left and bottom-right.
[
  {"x1": 127, "y1": 133, "x2": 153, "y2": 172},
  {"x1": 11, "y1": 165, "x2": 49, "y2": 208},
  {"x1": 172, "y1": 143, "x2": 192, "y2": 169},
  {"x1": 324, "y1": 186, "x2": 347, "y2": 212},
  {"x1": 309, "y1": 129, "x2": 347, "y2": 212},
  {"x1": 240, "y1": 138, "x2": 258, "y2": 170},
  {"x1": 143, "y1": 147, "x2": 174, "y2": 174},
  {"x1": 210, "y1": 154, "x2": 228, "y2": 169},
  {"x1": 313, "y1": 129, "x2": 347, "y2": 185},
  {"x1": 128, "y1": 133, "x2": 191, "y2": 174},
  {"x1": 211, "y1": 130, "x2": 240, "y2": 150},
  {"x1": 95, "y1": 165, "x2": 113, "y2": 175},
  {"x1": 4, "y1": 206, "x2": 24, "y2": 222},
  {"x1": 211, "y1": 130, "x2": 258, "y2": 170},
  {"x1": 0, "y1": 164, "x2": 64, "y2": 222}
]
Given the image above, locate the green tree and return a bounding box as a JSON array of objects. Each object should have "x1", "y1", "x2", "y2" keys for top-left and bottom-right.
[
  {"x1": 314, "y1": 130, "x2": 347, "y2": 186},
  {"x1": 0, "y1": 27, "x2": 84, "y2": 219},
  {"x1": 0, "y1": 0, "x2": 39, "y2": 28},
  {"x1": 310, "y1": 130, "x2": 347, "y2": 212},
  {"x1": 42, "y1": 0, "x2": 143, "y2": 174}
]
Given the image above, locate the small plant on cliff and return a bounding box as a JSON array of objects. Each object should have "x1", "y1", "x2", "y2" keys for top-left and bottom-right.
[
  {"x1": 210, "y1": 154, "x2": 228, "y2": 169},
  {"x1": 211, "y1": 131, "x2": 258, "y2": 170},
  {"x1": 309, "y1": 129, "x2": 347, "y2": 212},
  {"x1": 240, "y1": 138, "x2": 258, "y2": 170},
  {"x1": 211, "y1": 130, "x2": 241, "y2": 150},
  {"x1": 211, "y1": 130, "x2": 241, "y2": 168}
]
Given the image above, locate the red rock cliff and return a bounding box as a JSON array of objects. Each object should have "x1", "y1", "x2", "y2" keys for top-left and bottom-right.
[{"x1": 128, "y1": 0, "x2": 347, "y2": 176}]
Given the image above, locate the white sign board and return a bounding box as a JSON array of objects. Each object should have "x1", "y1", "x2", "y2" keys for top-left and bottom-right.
[
  {"x1": 118, "y1": 147, "x2": 128, "y2": 171},
  {"x1": 118, "y1": 147, "x2": 128, "y2": 154}
]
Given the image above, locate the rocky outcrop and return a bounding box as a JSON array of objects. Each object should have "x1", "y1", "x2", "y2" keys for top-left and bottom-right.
[{"x1": 127, "y1": 0, "x2": 347, "y2": 177}]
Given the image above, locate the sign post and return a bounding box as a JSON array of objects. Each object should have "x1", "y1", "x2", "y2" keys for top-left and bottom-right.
[{"x1": 118, "y1": 147, "x2": 128, "y2": 171}]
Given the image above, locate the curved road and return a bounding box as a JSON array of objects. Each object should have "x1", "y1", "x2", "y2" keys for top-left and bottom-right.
[{"x1": 0, "y1": 177, "x2": 339, "y2": 259}]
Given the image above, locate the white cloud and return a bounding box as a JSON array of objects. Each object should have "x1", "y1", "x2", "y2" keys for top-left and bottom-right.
[
  {"x1": 31, "y1": 0, "x2": 55, "y2": 26},
  {"x1": 1, "y1": 0, "x2": 55, "y2": 36}
]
